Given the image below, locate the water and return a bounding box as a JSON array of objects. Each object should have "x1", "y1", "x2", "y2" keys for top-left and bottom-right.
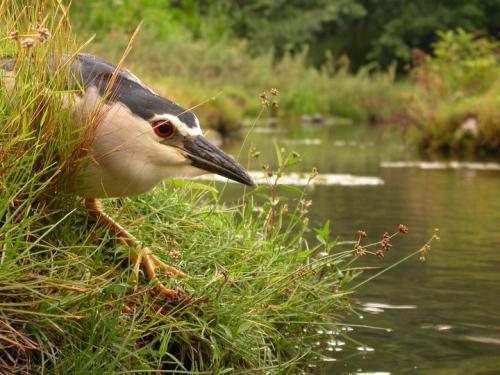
[{"x1": 222, "y1": 124, "x2": 500, "y2": 374}]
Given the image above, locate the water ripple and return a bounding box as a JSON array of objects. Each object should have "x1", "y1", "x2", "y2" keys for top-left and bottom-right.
[
  {"x1": 380, "y1": 161, "x2": 500, "y2": 171},
  {"x1": 465, "y1": 336, "x2": 500, "y2": 346},
  {"x1": 361, "y1": 302, "x2": 417, "y2": 314},
  {"x1": 195, "y1": 171, "x2": 384, "y2": 186}
]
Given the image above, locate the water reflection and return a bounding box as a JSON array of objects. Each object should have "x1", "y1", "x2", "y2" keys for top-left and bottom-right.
[
  {"x1": 195, "y1": 171, "x2": 384, "y2": 186},
  {"x1": 221, "y1": 124, "x2": 500, "y2": 374},
  {"x1": 361, "y1": 302, "x2": 417, "y2": 314},
  {"x1": 381, "y1": 161, "x2": 500, "y2": 170},
  {"x1": 465, "y1": 336, "x2": 500, "y2": 346}
]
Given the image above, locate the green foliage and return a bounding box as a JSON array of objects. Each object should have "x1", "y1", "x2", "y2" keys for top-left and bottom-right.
[
  {"x1": 431, "y1": 29, "x2": 499, "y2": 94},
  {"x1": 70, "y1": 0, "x2": 500, "y2": 70},
  {"x1": 406, "y1": 29, "x2": 500, "y2": 153},
  {"x1": 70, "y1": 0, "x2": 228, "y2": 43},
  {"x1": 72, "y1": 0, "x2": 198, "y2": 39},
  {"x1": 357, "y1": 0, "x2": 499, "y2": 68},
  {"x1": 226, "y1": 0, "x2": 366, "y2": 56}
]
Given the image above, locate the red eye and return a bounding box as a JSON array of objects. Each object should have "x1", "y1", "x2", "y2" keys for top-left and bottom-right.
[{"x1": 153, "y1": 120, "x2": 174, "y2": 138}]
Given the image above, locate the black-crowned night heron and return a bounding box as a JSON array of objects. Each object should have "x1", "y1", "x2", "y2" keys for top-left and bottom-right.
[{"x1": 1, "y1": 53, "x2": 255, "y2": 300}]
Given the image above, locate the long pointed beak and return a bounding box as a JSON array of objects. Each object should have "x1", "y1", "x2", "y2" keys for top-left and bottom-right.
[{"x1": 183, "y1": 135, "x2": 256, "y2": 187}]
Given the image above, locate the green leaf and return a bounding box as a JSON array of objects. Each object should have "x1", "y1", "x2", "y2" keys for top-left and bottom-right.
[{"x1": 273, "y1": 141, "x2": 283, "y2": 167}]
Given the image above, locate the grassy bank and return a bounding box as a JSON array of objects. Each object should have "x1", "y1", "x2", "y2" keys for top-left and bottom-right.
[
  {"x1": 403, "y1": 30, "x2": 500, "y2": 155},
  {"x1": 0, "y1": 183, "x2": 357, "y2": 372}
]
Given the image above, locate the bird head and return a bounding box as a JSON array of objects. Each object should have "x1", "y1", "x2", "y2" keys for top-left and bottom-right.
[
  {"x1": 144, "y1": 111, "x2": 256, "y2": 187},
  {"x1": 75, "y1": 54, "x2": 255, "y2": 193}
]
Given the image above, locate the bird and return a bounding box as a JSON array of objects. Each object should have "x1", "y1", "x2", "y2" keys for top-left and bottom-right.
[{"x1": 1, "y1": 53, "x2": 255, "y2": 300}]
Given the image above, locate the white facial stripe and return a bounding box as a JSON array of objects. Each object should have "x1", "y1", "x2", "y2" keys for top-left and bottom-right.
[
  {"x1": 122, "y1": 68, "x2": 158, "y2": 95},
  {"x1": 152, "y1": 113, "x2": 202, "y2": 137}
]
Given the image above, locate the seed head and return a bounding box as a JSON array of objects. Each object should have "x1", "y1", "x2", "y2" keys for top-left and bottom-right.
[
  {"x1": 37, "y1": 27, "x2": 51, "y2": 43},
  {"x1": 295, "y1": 267, "x2": 308, "y2": 277},
  {"x1": 9, "y1": 31, "x2": 19, "y2": 41},
  {"x1": 419, "y1": 244, "x2": 431, "y2": 262},
  {"x1": 382, "y1": 239, "x2": 392, "y2": 251},
  {"x1": 169, "y1": 249, "x2": 181, "y2": 262},
  {"x1": 433, "y1": 228, "x2": 440, "y2": 240},
  {"x1": 356, "y1": 230, "x2": 367, "y2": 238},
  {"x1": 399, "y1": 224, "x2": 409, "y2": 234},
  {"x1": 300, "y1": 199, "x2": 312, "y2": 209},
  {"x1": 376, "y1": 250, "x2": 384, "y2": 259},
  {"x1": 354, "y1": 245, "x2": 366, "y2": 256},
  {"x1": 21, "y1": 38, "x2": 36, "y2": 48},
  {"x1": 270, "y1": 88, "x2": 280, "y2": 96},
  {"x1": 381, "y1": 232, "x2": 392, "y2": 251}
]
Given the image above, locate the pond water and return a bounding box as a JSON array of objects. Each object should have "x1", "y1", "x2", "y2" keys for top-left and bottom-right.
[{"x1": 220, "y1": 123, "x2": 500, "y2": 374}]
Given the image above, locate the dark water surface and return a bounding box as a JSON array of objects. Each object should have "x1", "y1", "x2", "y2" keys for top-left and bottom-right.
[{"x1": 223, "y1": 124, "x2": 500, "y2": 374}]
